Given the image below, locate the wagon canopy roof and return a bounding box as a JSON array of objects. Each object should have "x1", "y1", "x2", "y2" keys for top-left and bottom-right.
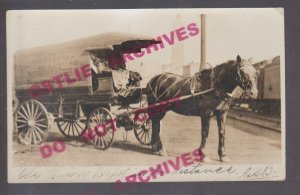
[{"x1": 15, "y1": 32, "x2": 160, "y2": 57}]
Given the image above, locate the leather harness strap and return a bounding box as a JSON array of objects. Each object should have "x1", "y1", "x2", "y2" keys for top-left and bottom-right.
[
  {"x1": 206, "y1": 63, "x2": 215, "y2": 88},
  {"x1": 190, "y1": 63, "x2": 215, "y2": 95},
  {"x1": 189, "y1": 65, "x2": 233, "y2": 112}
]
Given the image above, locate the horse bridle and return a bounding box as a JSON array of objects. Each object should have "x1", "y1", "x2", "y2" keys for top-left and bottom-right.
[{"x1": 236, "y1": 65, "x2": 252, "y2": 97}]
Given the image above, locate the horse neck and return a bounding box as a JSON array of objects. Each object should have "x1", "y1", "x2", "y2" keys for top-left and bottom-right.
[{"x1": 213, "y1": 62, "x2": 239, "y2": 93}]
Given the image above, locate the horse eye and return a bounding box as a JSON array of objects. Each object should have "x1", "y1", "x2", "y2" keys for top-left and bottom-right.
[
  {"x1": 241, "y1": 72, "x2": 249, "y2": 81},
  {"x1": 247, "y1": 82, "x2": 252, "y2": 88}
]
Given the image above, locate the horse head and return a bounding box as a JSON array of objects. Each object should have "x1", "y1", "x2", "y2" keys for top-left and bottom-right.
[{"x1": 235, "y1": 55, "x2": 259, "y2": 99}]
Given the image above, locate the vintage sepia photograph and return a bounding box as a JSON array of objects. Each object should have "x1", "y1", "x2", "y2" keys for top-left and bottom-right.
[{"x1": 7, "y1": 8, "x2": 285, "y2": 183}]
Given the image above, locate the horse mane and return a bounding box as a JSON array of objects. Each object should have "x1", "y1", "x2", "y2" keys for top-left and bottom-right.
[
  {"x1": 164, "y1": 72, "x2": 191, "y2": 78},
  {"x1": 160, "y1": 60, "x2": 236, "y2": 84},
  {"x1": 198, "y1": 60, "x2": 235, "y2": 81}
]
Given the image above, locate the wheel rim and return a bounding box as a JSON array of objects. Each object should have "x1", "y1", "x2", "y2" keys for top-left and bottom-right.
[
  {"x1": 57, "y1": 118, "x2": 87, "y2": 138},
  {"x1": 88, "y1": 107, "x2": 115, "y2": 150},
  {"x1": 15, "y1": 100, "x2": 49, "y2": 145},
  {"x1": 134, "y1": 112, "x2": 152, "y2": 145}
]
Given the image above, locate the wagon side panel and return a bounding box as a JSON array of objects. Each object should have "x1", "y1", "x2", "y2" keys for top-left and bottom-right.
[{"x1": 14, "y1": 47, "x2": 91, "y2": 93}]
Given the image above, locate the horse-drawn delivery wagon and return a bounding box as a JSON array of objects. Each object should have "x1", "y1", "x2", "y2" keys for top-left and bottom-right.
[
  {"x1": 14, "y1": 31, "x2": 260, "y2": 159},
  {"x1": 14, "y1": 32, "x2": 160, "y2": 149}
]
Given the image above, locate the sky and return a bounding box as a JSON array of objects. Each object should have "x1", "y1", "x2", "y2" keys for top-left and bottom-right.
[{"x1": 7, "y1": 8, "x2": 284, "y2": 81}]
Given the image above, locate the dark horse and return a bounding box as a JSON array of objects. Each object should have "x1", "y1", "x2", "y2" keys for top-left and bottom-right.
[{"x1": 146, "y1": 55, "x2": 258, "y2": 162}]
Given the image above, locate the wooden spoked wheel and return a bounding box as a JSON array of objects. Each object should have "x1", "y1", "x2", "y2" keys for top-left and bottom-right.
[
  {"x1": 15, "y1": 100, "x2": 49, "y2": 145},
  {"x1": 56, "y1": 117, "x2": 87, "y2": 138},
  {"x1": 134, "y1": 111, "x2": 152, "y2": 145},
  {"x1": 134, "y1": 95, "x2": 152, "y2": 145},
  {"x1": 87, "y1": 107, "x2": 115, "y2": 150}
]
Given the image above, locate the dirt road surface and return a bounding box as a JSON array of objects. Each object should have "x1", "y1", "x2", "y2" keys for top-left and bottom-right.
[{"x1": 13, "y1": 111, "x2": 282, "y2": 167}]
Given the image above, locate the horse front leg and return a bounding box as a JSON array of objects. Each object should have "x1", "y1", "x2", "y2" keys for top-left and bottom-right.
[
  {"x1": 215, "y1": 110, "x2": 230, "y2": 162},
  {"x1": 151, "y1": 119, "x2": 167, "y2": 156},
  {"x1": 200, "y1": 115, "x2": 211, "y2": 162}
]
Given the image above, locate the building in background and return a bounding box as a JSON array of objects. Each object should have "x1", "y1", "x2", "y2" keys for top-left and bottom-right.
[
  {"x1": 162, "y1": 15, "x2": 204, "y2": 77},
  {"x1": 171, "y1": 14, "x2": 184, "y2": 69},
  {"x1": 162, "y1": 15, "x2": 186, "y2": 76}
]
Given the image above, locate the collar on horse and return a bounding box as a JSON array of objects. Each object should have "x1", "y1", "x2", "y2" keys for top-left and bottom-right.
[
  {"x1": 190, "y1": 63, "x2": 219, "y2": 95},
  {"x1": 189, "y1": 63, "x2": 235, "y2": 111},
  {"x1": 190, "y1": 63, "x2": 216, "y2": 93}
]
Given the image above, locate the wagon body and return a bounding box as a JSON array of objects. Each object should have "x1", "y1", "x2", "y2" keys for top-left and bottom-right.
[
  {"x1": 14, "y1": 32, "x2": 157, "y2": 115},
  {"x1": 15, "y1": 50, "x2": 113, "y2": 118},
  {"x1": 14, "y1": 32, "x2": 157, "y2": 87},
  {"x1": 14, "y1": 32, "x2": 158, "y2": 147},
  {"x1": 14, "y1": 45, "x2": 91, "y2": 90}
]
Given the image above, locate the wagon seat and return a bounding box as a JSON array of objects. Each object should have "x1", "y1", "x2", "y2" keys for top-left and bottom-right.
[
  {"x1": 89, "y1": 49, "x2": 143, "y2": 107},
  {"x1": 108, "y1": 51, "x2": 143, "y2": 106}
]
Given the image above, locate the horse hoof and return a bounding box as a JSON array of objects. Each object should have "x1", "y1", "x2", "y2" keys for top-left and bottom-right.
[
  {"x1": 202, "y1": 156, "x2": 212, "y2": 163},
  {"x1": 152, "y1": 145, "x2": 158, "y2": 152},
  {"x1": 159, "y1": 149, "x2": 168, "y2": 157},
  {"x1": 153, "y1": 148, "x2": 168, "y2": 157},
  {"x1": 220, "y1": 156, "x2": 231, "y2": 162}
]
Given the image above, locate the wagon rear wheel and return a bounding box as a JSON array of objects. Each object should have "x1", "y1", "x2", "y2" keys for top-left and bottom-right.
[
  {"x1": 134, "y1": 112, "x2": 152, "y2": 145},
  {"x1": 15, "y1": 100, "x2": 49, "y2": 145},
  {"x1": 56, "y1": 117, "x2": 87, "y2": 138},
  {"x1": 87, "y1": 107, "x2": 115, "y2": 150}
]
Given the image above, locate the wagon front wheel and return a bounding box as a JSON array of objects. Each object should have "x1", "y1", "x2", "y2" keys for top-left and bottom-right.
[
  {"x1": 87, "y1": 107, "x2": 115, "y2": 150},
  {"x1": 134, "y1": 112, "x2": 152, "y2": 145},
  {"x1": 15, "y1": 100, "x2": 49, "y2": 145}
]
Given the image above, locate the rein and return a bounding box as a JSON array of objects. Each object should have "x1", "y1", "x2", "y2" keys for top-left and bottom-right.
[
  {"x1": 230, "y1": 90, "x2": 248, "y2": 108},
  {"x1": 236, "y1": 68, "x2": 249, "y2": 90}
]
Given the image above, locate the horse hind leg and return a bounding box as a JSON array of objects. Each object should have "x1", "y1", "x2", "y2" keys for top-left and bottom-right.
[{"x1": 150, "y1": 118, "x2": 159, "y2": 151}]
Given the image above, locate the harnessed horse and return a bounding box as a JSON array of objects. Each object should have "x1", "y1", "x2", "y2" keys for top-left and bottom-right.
[{"x1": 146, "y1": 55, "x2": 258, "y2": 162}]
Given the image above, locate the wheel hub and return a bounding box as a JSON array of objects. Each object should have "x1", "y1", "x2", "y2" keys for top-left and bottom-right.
[{"x1": 27, "y1": 119, "x2": 36, "y2": 127}]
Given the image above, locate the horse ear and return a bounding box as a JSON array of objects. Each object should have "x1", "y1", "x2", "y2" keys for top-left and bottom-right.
[
  {"x1": 256, "y1": 69, "x2": 260, "y2": 77},
  {"x1": 248, "y1": 57, "x2": 254, "y2": 64},
  {"x1": 89, "y1": 53, "x2": 96, "y2": 61},
  {"x1": 236, "y1": 55, "x2": 242, "y2": 64}
]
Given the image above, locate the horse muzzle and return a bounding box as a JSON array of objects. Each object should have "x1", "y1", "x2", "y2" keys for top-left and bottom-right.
[{"x1": 247, "y1": 88, "x2": 258, "y2": 99}]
